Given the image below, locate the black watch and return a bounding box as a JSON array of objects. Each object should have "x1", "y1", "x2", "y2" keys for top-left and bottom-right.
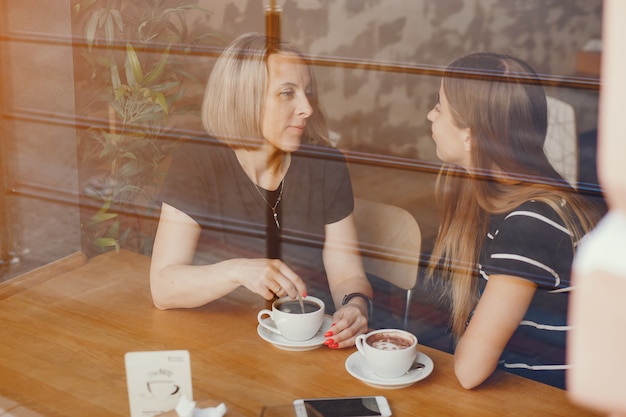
[{"x1": 341, "y1": 292, "x2": 373, "y2": 318}]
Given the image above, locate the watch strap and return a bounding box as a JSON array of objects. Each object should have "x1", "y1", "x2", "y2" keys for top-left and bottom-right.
[{"x1": 341, "y1": 292, "x2": 373, "y2": 318}]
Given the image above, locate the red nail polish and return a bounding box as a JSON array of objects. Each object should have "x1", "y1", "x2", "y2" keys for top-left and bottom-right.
[
  {"x1": 323, "y1": 339, "x2": 334, "y2": 345},
  {"x1": 330, "y1": 343, "x2": 339, "y2": 349},
  {"x1": 302, "y1": 291, "x2": 308, "y2": 298},
  {"x1": 324, "y1": 330, "x2": 334, "y2": 337}
]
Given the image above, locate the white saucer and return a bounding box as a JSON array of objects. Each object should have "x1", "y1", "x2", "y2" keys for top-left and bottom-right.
[
  {"x1": 257, "y1": 315, "x2": 333, "y2": 351},
  {"x1": 345, "y1": 351, "x2": 434, "y2": 389}
]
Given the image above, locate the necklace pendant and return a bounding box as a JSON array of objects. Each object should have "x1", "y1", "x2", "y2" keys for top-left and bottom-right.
[
  {"x1": 252, "y1": 179, "x2": 284, "y2": 229},
  {"x1": 273, "y1": 211, "x2": 280, "y2": 229}
]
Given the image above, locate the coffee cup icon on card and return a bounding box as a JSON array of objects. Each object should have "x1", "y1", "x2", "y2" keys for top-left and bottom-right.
[{"x1": 146, "y1": 380, "x2": 180, "y2": 400}]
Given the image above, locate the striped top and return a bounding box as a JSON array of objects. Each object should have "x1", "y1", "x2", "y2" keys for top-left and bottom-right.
[{"x1": 477, "y1": 200, "x2": 577, "y2": 389}]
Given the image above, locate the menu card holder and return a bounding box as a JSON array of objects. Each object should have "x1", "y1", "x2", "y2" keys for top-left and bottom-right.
[{"x1": 125, "y1": 350, "x2": 193, "y2": 417}]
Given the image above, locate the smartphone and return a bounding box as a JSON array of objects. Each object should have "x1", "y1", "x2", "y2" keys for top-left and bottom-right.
[{"x1": 293, "y1": 396, "x2": 391, "y2": 417}]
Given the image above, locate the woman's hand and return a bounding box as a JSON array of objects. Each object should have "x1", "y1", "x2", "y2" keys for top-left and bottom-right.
[
  {"x1": 234, "y1": 258, "x2": 307, "y2": 300},
  {"x1": 321, "y1": 214, "x2": 373, "y2": 348},
  {"x1": 151, "y1": 203, "x2": 307, "y2": 308},
  {"x1": 323, "y1": 301, "x2": 369, "y2": 349}
]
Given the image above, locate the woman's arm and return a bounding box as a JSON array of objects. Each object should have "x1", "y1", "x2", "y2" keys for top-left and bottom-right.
[
  {"x1": 321, "y1": 213, "x2": 373, "y2": 348},
  {"x1": 454, "y1": 274, "x2": 537, "y2": 389},
  {"x1": 149, "y1": 203, "x2": 306, "y2": 309}
]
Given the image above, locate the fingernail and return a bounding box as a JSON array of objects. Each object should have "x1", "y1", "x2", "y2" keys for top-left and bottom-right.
[
  {"x1": 331, "y1": 323, "x2": 336, "y2": 327},
  {"x1": 330, "y1": 343, "x2": 339, "y2": 349},
  {"x1": 302, "y1": 291, "x2": 308, "y2": 298},
  {"x1": 323, "y1": 339, "x2": 334, "y2": 345},
  {"x1": 324, "y1": 330, "x2": 334, "y2": 337}
]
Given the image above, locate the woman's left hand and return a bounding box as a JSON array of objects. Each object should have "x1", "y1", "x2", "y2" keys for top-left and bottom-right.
[
  {"x1": 323, "y1": 303, "x2": 369, "y2": 349},
  {"x1": 321, "y1": 214, "x2": 373, "y2": 349}
]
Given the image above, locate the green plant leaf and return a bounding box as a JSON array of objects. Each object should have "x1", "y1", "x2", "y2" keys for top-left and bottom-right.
[
  {"x1": 137, "y1": 20, "x2": 148, "y2": 38},
  {"x1": 119, "y1": 160, "x2": 140, "y2": 177},
  {"x1": 90, "y1": 212, "x2": 118, "y2": 224},
  {"x1": 162, "y1": 5, "x2": 204, "y2": 15},
  {"x1": 100, "y1": 132, "x2": 123, "y2": 150},
  {"x1": 96, "y1": 196, "x2": 112, "y2": 213},
  {"x1": 76, "y1": 0, "x2": 98, "y2": 15},
  {"x1": 156, "y1": 78, "x2": 183, "y2": 90},
  {"x1": 104, "y1": 12, "x2": 114, "y2": 45},
  {"x1": 139, "y1": 87, "x2": 151, "y2": 98},
  {"x1": 85, "y1": 9, "x2": 100, "y2": 50},
  {"x1": 110, "y1": 62, "x2": 122, "y2": 92},
  {"x1": 125, "y1": 43, "x2": 144, "y2": 86},
  {"x1": 96, "y1": 8, "x2": 108, "y2": 29},
  {"x1": 94, "y1": 237, "x2": 118, "y2": 248},
  {"x1": 149, "y1": 80, "x2": 182, "y2": 92},
  {"x1": 144, "y1": 45, "x2": 171, "y2": 85},
  {"x1": 110, "y1": 9, "x2": 124, "y2": 33},
  {"x1": 114, "y1": 85, "x2": 128, "y2": 101},
  {"x1": 153, "y1": 91, "x2": 169, "y2": 114}
]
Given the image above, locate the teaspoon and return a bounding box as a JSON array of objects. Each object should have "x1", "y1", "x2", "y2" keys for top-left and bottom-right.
[
  {"x1": 408, "y1": 361, "x2": 426, "y2": 372},
  {"x1": 297, "y1": 293, "x2": 305, "y2": 314}
]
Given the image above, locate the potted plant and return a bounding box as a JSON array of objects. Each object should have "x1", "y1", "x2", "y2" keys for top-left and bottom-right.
[{"x1": 71, "y1": 0, "x2": 226, "y2": 256}]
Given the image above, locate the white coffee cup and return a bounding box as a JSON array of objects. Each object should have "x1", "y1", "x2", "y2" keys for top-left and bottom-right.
[
  {"x1": 355, "y1": 328, "x2": 419, "y2": 378},
  {"x1": 257, "y1": 296, "x2": 325, "y2": 341}
]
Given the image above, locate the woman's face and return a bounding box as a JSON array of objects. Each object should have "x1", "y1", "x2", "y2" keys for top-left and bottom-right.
[
  {"x1": 426, "y1": 82, "x2": 472, "y2": 169},
  {"x1": 261, "y1": 52, "x2": 314, "y2": 153}
]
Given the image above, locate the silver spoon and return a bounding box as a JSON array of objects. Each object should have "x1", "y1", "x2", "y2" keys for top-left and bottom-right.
[
  {"x1": 297, "y1": 293, "x2": 305, "y2": 314},
  {"x1": 408, "y1": 361, "x2": 426, "y2": 372}
]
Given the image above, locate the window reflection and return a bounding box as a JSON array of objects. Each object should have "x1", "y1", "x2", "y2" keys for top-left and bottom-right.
[{"x1": 0, "y1": 1, "x2": 606, "y2": 382}]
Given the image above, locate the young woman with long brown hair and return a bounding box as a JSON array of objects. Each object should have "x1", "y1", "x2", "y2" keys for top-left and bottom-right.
[{"x1": 426, "y1": 52, "x2": 599, "y2": 389}]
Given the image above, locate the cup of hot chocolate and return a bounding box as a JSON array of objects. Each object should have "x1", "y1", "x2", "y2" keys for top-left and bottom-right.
[
  {"x1": 257, "y1": 296, "x2": 325, "y2": 342},
  {"x1": 355, "y1": 328, "x2": 418, "y2": 378}
]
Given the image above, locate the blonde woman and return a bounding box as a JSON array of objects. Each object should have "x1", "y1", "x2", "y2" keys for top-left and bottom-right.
[
  {"x1": 426, "y1": 52, "x2": 599, "y2": 389},
  {"x1": 150, "y1": 33, "x2": 372, "y2": 348}
]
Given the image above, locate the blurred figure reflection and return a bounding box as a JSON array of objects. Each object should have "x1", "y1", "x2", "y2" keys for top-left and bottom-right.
[{"x1": 568, "y1": 0, "x2": 626, "y2": 415}]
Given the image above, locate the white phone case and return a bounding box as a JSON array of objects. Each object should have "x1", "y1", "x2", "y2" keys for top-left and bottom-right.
[{"x1": 293, "y1": 396, "x2": 391, "y2": 417}]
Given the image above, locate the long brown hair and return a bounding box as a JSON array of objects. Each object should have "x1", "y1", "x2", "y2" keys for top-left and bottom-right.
[{"x1": 426, "y1": 53, "x2": 598, "y2": 337}]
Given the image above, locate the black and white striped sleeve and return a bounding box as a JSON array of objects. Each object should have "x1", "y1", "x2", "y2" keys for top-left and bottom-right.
[{"x1": 480, "y1": 201, "x2": 575, "y2": 289}]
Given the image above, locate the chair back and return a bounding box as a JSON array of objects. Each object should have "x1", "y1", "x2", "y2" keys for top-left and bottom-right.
[
  {"x1": 353, "y1": 198, "x2": 421, "y2": 291},
  {"x1": 544, "y1": 96, "x2": 578, "y2": 187}
]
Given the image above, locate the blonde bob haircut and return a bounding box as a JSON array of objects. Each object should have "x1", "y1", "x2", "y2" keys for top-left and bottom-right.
[{"x1": 201, "y1": 32, "x2": 329, "y2": 148}]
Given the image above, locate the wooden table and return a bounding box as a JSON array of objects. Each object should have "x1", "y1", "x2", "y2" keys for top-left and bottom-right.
[{"x1": 0, "y1": 250, "x2": 600, "y2": 417}]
